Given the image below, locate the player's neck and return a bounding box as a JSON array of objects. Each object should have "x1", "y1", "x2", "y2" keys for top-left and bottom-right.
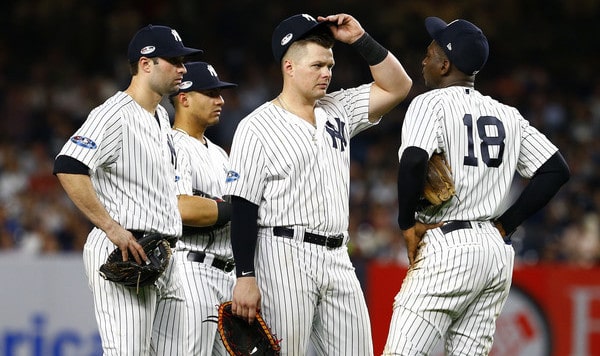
[
  {"x1": 275, "y1": 93, "x2": 316, "y2": 126},
  {"x1": 124, "y1": 80, "x2": 163, "y2": 115},
  {"x1": 441, "y1": 76, "x2": 475, "y2": 89},
  {"x1": 172, "y1": 122, "x2": 206, "y2": 144}
]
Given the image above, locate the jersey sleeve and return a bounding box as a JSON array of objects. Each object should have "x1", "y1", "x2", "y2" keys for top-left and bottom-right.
[
  {"x1": 224, "y1": 119, "x2": 266, "y2": 205},
  {"x1": 172, "y1": 132, "x2": 193, "y2": 196},
  {"x1": 56, "y1": 103, "x2": 123, "y2": 171},
  {"x1": 324, "y1": 83, "x2": 374, "y2": 137},
  {"x1": 398, "y1": 92, "x2": 441, "y2": 160},
  {"x1": 516, "y1": 116, "x2": 559, "y2": 178}
]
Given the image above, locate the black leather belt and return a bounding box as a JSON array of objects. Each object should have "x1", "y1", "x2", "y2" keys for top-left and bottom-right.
[
  {"x1": 440, "y1": 221, "x2": 472, "y2": 235},
  {"x1": 182, "y1": 225, "x2": 223, "y2": 235},
  {"x1": 440, "y1": 221, "x2": 511, "y2": 244},
  {"x1": 187, "y1": 251, "x2": 235, "y2": 273},
  {"x1": 130, "y1": 230, "x2": 177, "y2": 247},
  {"x1": 273, "y1": 227, "x2": 344, "y2": 249}
]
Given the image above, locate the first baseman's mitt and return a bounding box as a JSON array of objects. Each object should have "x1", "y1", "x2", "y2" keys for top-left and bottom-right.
[
  {"x1": 216, "y1": 301, "x2": 281, "y2": 356},
  {"x1": 423, "y1": 152, "x2": 456, "y2": 206},
  {"x1": 98, "y1": 233, "x2": 172, "y2": 292}
]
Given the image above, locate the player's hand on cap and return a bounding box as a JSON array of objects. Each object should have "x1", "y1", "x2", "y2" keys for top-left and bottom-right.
[
  {"x1": 231, "y1": 277, "x2": 262, "y2": 324},
  {"x1": 104, "y1": 224, "x2": 149, "y2": 265},
  {"x1": 317, "y1": 14, "x2": 365, "y2": 44}
]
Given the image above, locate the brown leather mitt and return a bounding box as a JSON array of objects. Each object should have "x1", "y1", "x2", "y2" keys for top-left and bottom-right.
[
  {"x1": 217, "y1": 301, "x2": 281, "y2": 356},
  {"x1": 423, "y1": 152, "x2": 456, "y2": 206}
]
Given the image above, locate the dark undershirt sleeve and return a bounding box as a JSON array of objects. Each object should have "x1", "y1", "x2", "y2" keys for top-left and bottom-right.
[
  {"x1": 53, "y1": 155, "x2": 90, "y2": 175},
  {"x1": 229, "y1": 195, "x2": 259, "y2": 278},
  {"x1": 397, "y1": 146, "x2": 430, "y2": 230},
  {"x1": 496, "y1": 151, "x2": 570, "y2": 234}
]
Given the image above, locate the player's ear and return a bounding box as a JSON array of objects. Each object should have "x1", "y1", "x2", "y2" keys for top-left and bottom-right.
[
  {"x1": 440, "y1": 59, "x2": 451, "y2": 75},
  {"x1": 139, "y1": 57, "x2": 154, "y2": 73},
  {"x1": 178, "y1": 92, "x2": 190, "y2": 107}
]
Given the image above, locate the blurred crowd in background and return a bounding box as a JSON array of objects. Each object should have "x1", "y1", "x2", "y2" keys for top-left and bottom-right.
[{"x1": 0, "y1": 0, "x2": 598, "y2": 267}]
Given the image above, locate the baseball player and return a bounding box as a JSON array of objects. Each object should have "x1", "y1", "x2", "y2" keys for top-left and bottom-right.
[
  {"x1": 169, "y1": 61, "x2": 237, "y2": 355},
  {"x1": 53, "y1": 25, "x2": 202, "y2": 355},
  {"x1": 224, "y1": 13, "x2": 412, "y2": 355},
  {"x1": 383, "y1": 17, "x2": 570, "y2": 355}
]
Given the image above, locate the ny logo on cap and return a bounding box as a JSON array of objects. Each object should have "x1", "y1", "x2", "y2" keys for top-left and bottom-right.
[
  {"x1": 171, "y1": 29, "x2": 182, "y2": 42},
  {"x1": 302, "y1": 14, "x2": 317, "y2": 22},
  {"x1": 207, "y1": 64, "x2": 218, "y2": 78}
]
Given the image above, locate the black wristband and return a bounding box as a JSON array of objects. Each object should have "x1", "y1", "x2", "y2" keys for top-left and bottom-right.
[
  {"x1": 351, "y1": 32, "x2": 389, "y2": 66},
  {"x1": 215, "y1": 201, "x2": 231, "y2": 226}
]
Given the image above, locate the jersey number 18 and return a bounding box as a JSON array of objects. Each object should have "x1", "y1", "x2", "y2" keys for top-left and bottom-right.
[{"x1": 463, "y1": 114, "x2": 505, "y2": 168}]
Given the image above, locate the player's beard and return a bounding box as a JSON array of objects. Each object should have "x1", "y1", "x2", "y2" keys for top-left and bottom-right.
[{"x1": 165, "y1": 82, "x2": 181, "y2": 96}]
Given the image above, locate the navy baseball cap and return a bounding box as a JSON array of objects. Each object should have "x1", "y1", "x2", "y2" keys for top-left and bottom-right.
[
  {"x1": 271, "y1": 14, "x2": 330, "y2": 62},
  {"x1": 128, "y1": 24, "x2": 203, "y2": 63},
  {"x1": 425, "y1": 17, "x2": 489, "y2": 75},
  {"x1": 172, "y1": 62, "x2": 236, "y2": 96}
]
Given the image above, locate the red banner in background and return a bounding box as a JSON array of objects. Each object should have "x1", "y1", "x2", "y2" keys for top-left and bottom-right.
[{"x1": 367, "y1": 263, "x2": 600, "y2": 356}]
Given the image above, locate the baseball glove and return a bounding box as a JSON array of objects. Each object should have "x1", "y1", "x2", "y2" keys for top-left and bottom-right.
[
  {"x1": 98, "y1": 233, "x2": 172, "y2": 292},
  {"x1": 217, "y1": 301, "x2": 281, "y2": 356},
  {"x1": 423, "y1": 152, "x2": 456, "y2": 206}
]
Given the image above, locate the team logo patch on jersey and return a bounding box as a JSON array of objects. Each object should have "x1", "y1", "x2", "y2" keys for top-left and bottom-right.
[
  {"x1": 174, "y1": 175, "x2": 181, "y2": 182},
  {"x1": 325, "y1": 118, "x2": 347, "y2": 152},
  {"x1": 225, "y1": 170, "x2": 240, "y2": 183},
  {"x1": 70, "y1": 135, "x2": 97, "y2": 149}
]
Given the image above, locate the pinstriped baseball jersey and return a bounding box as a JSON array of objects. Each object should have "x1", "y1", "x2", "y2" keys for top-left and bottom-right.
[
  {"x1": 58, "y1": 91, "x2": 186, "y2": 356},
  {"x1": 172, "y1": 130, "x2": 232, "y2": 256},
  {"x1": 398, "y1": 86, "x2": 558, "y2": 223},
  {"x1": 57, "y1": 91, "x2": 181, "y2": 235},
  {"x1": 225, "y1": 83, "x2": 375, "y2": 355},
  {"x1": 385, "y1": 85, "x2": 555, "y2": 355},
  {"x1": 225, "y1": 83, "x2": 373, "y2": 233},
  {"x1": 171, "y1": 129, "x2": 234, "y2": 356}
]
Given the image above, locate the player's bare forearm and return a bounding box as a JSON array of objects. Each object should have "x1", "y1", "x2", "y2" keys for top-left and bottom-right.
[
  {"x1": 56, "y1": 173, "x2": 119, "y2": 233},
  {"x1": 402, "y1": 221, "x2": 443, "y2": 266},
  {"x1": 177, "y1": 195, "x2": 219, "y2": 226},
  {"x1": 56, "y1": 173, "x2": 148, "y2": 263},
  {"x1": 368, "y1": 55, "x2": 412, "y2": 120},
  {"x1": 401, "y1": 227, "x2": 420, "y2": 266},
  {"x1": 232, "y1": 277, "x2": 262, "y2": 324},
  {"x1": 318, "y1": 14, "x2": 411, "y2": 120}
]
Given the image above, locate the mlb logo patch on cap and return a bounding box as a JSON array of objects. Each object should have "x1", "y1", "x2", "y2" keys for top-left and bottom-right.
[{"x1": 271, "y1": 14, "x2": 331, "y2": 62}]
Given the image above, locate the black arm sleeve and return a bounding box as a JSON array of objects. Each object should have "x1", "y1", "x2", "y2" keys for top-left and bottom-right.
[
  {"x1": 496, "y1": 151, "x2": 570, "y2": 234},
  {"x1": 397, "y1": 146, "x2": 430, "y2": 230},
  {"x1": 230, "y1": 195, "x2": 259, "y2": 278},
  {"x1": 215, "y1": 201, "x2": 232, "y2": 226},
  {"x1": 53, "y1": 155, "x2": 90, "y2": 175}
]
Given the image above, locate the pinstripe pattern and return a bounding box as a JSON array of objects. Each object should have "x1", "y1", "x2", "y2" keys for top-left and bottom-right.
[
  {"x1": 172, "y1": 131, "x2": 232, "y2": 256},
  {"x1": 59, "y1": 92, "x2": 181, "y2": 235},
  {"x1": 171, "y1": 129, "x2": 234, "y2": 354},
  {"x1": 58, "y1": 91, "x2": 184, "y2": 355},
  {"x1": 176, "y1": 254, "x2": 234, "y2": 355},
  {"x1": 399, "y1": 87, "x2": 558, "y2": 224},
  {"x1": 384, "y1": 224, "x2": 514, "y2": 355},
  {"x1": 225, "y1": 84, "x2": 374, "y2": 355},
  {"x1": 226, "y1": 84, "x2": 372, "y2": 232},
  {"x1": 386, "y1": 86, "x2": 553, "y2": 355},
  {"x1": 84, "y1": 228, "x2": 186, "y2": 356},
  {"x1": 256, "y1": 230, "x2": 372, "y2": 355}
]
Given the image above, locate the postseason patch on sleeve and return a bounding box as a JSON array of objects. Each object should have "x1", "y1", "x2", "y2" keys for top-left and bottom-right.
[{"x1": 70, "y1": 136, "x2": 97, "y2": 149}]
